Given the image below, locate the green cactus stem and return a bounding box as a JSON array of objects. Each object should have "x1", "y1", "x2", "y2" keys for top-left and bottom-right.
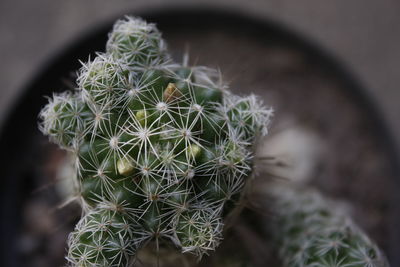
[
  {"x1": 39, "y1": 16, "x2": 272, "y2": 266},
  {"x1": 267, "y1": 184, "x2": 389, "y2": 267}
]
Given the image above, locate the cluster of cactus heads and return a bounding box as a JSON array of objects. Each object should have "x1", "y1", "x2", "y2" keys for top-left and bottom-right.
[
  {"x1": 39, "y1": 16, "x2": 272, "y2": 266},
  {"x1": 39, "y1": 15, "x2": 390, "y2": 267},
  {"x1": 267, "y1": 184, "x2": 389, "y2": 267}
]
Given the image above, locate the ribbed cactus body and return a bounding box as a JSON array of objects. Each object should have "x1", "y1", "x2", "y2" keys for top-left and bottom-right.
[
  {"x1": 268, "y1": 185, "x2": 389, "y2": 267},
  {"x1": 39, "y1": 16, "x2": 272, "y2": 266}
]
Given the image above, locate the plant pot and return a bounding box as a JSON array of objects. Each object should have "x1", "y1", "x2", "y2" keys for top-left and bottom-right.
[{"x1": 1, "y1": 8, "x2": 399, "y2": 267}]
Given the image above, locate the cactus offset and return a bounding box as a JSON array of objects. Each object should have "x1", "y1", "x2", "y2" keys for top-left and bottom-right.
[
  {"x1": 39, "y1": 16, "x2": 272, "y2": 266},
  {"x1": 267, "y1": 184, "x2": 389, "y2": 267}
]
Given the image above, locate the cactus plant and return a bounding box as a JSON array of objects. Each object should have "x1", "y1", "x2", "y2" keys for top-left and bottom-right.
[
  {"x1": 266, "y1": 183, "x2": 389, "y2": 267},
  {"x1": 39, "y1": 16, "x2": 272, "y2": 266}
]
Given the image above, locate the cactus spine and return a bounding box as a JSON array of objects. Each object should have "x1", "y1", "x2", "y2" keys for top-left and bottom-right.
[
  {"x1": 39, "y1": 16, "x2": 272, "y2": 266},
  {"x1": 267, "y1": 184, "x2": 389, "y2": 267}
]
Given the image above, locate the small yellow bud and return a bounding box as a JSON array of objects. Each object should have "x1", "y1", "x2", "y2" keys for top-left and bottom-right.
[
  {"x1": 117, "y1": 158, "x2": 135, "y2": 176},
  {"x1": 188, "y1": 144, "x2": 202, "y2": 159},
  {"x1": 163, "y1": 83, "x2": 182, "y2": 103},
  {"x1": 135, "y1": 110, "x2": 147, "y2": 126}
]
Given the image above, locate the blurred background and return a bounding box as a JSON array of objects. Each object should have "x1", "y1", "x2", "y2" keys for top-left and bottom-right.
[
  {"x1": 1, "y1": 0, "x2": 399, "y2": 148},
  {"x1": 1, "y1": 1, "x2": 400, "y2": 267}
]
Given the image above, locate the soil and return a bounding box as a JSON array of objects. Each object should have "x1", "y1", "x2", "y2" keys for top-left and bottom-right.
[{"x1": 13, "y1": 20, "x2": 398, "y2": 267}]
